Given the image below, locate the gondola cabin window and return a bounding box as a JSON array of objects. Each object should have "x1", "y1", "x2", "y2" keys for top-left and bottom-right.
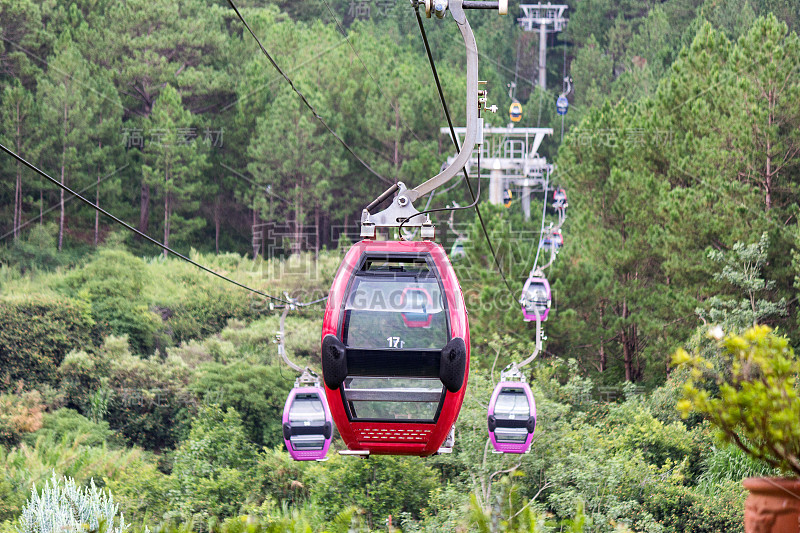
[
  {"x1": 287, "y1": 393, "x2": 327, "y2": 450},
  {"x1": 338, "y1": 255, "x2": 449, "y2": 422}
]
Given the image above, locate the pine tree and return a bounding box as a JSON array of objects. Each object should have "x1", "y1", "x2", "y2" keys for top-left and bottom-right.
[
  {"x1": 142, "y1": 85, "x2": 208, "y2": 256},
  {"x1": 36, "y1": 40, "x2": 104, "y2": 251},
  {"x1": 0, "y1": 81, "x2": 35, "y2": 241}
]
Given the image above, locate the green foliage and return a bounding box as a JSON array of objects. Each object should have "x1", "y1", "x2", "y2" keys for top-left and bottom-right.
[
  {"x1": 307, "y1": 454, "x2": 439, "y2": 527},
  {"x1": 190, "y1": 362, "x2": 292, "y2": 448},
  {"x1": 642, "y1": 479, "x2": 746, "y2": 533},
  {"x1": 168, "y1": 405, "x2": 258, "y2": 526},
  {"x1": 58, "y1": 335, "x2": 193, "y2": 450},
  {"x1": 0, "y1": 390, "x2": 42, "y2": 447},
  {"x1": 24, "y1": 408, "x2": 115, "y2": 448},
  {"x1": 675, "y1": 325, "x2": 800, "y2": 475},
  {"x1": 62, "y1": 249, "x2": 162, "y2": 354},
  {"x1": 165, "y1": 286, "x2": 258, "y2": 346},
  {"x1": 696, "y1": 442, "x2": 782, "y2": 493},
  {"x1": 699, "y1": 233, "x2": 787, "y2": 328},
  {"x1": 0, "y1": 294, "x2": 93, "y2": 387}
]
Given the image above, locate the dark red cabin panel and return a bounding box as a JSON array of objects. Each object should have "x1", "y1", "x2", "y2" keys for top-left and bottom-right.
[{"x1": 321, "y1": 240, "x2": 470, "y2": 456}]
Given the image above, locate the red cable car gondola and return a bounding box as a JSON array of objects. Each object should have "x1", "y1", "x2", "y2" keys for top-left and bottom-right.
[{"x1": 320, "y1": 239, "x2": 469, "y2": 456}]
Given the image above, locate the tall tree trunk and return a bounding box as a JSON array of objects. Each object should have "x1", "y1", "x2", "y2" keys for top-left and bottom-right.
[
  {"x1": 315, "y1": 204, "x2": 320, "y2": 259},
  {"x1": 39, "y1": 189, "x2": 43, "y2": 225},
  {"x1": 293, "y1": 183, "x2": 302, "y2": 255},
  {"x1": 94, "y1": 141, "x2": 101, "y2": 246},
  {"x1": 252, "y1": 206, "x2": 258, "y2": 260},
  {"x1": 598, "y1": 305, "x2": 606, "y2": 372},
  {"x1": 58, "y1": 99, "x2": 68, "y2": 252},
  {"x1": 139, "y1": 183, "x2": 150, "y2": 238},
  {"x1": 765, "y1": 89, "x2": 774, "y2": 210},
  {"x1": 163, "y1": 165, "x2": 169, "y2": 258},
  {"x1": 621, "y1": 298, "x2": 632, "y2": 382},
  {"x1": 394, "y1": 105, "x2": 400, "y2": 182},
  {"x1": 214, "y1": 194, "x2": 221, "y2": 254},
  {"x1": 13, "y1": 101, "x2": 21, "y2": 241}
]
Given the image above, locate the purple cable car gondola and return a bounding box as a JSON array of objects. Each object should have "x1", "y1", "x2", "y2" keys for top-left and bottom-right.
[
  {"x1": 487, "y1": 381, "x2": 537, "y2": 453},
  {"x1": 282, "y1": 386, "x2": 333, "y2": 461},
  {"x1": 520, "y1": 276, "x2": 551, "y2": 322}
]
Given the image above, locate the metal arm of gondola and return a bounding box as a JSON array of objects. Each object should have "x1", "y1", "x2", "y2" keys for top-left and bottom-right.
[
  {"x1": 361, "y1": 0, "x2": 503, "y2": 237},
  {"x1": 274, "y1": 294, "x2": 320, "y2": 385},
  {"x1": 514, "y1": 307, "x2": 544, "y2": 370}
]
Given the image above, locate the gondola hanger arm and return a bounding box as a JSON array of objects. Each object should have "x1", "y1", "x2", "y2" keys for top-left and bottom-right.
[{"x1": 360, "y1": 0, "x2": 504, "y2": 237}]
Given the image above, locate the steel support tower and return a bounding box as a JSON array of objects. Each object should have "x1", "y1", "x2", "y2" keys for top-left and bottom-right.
[{"x1": 518, "y1": 3, "x2": 568, "y2": 91}]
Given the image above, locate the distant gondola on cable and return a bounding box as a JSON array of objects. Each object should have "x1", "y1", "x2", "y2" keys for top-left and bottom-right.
[
  {"x1": 509, "y1": 101, "x2": 522, "y2": 123},
  {"x1": 321, "y1": 240, "x2": 469, "y2": 456},
  {"x1": 503, "y1": 188, "x2": 513, "y2": 207},
  {"x1": 487, "y1": 379, "x2": 537, "y2": 453},
  {"x1": 556, "y1": 95, "x2": 569, "y2": 116},
  {"x1": 282, "y1": 384, "x2": 333, "y2": 461},
  {"x1": 520, "y1": 275, "x2": 551, "y2": 322},
  {"x1": 539, "y1": 229, "x2": 563, "y2": 250},
  {"x1": 553, "y1": 187, "x2": 567, "y2": 208},
  {"x1": 450, "y1": 238, "x2": 467, "y2": 261}
]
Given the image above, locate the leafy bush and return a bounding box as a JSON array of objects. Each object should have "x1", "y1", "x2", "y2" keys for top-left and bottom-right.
[
  {"x1": 23, "y1": 408, "x2": 115, "y2": 448},
  {"x1": 190, "y1": 362, "x2": 292, "y2": 447},
  {"x1": 696, "y1": 442, "x2": 782, "y2": 493},
  {"x1": 307, "y1": 454, "x2": 439, "y2": 527},
  {"x1": 168, "y1": 405, "x2": 259, "y2": 527},
  {"x1": 0, "y1": 295, "x2": 93, "y2": 388},
  {"x1": 58, "y1": 335, "x2": 194, "y2": 450},
  {"x1": 61, "y1": 249, "x2": 162, "y2": 355},
  {"x1": 0, "y1": 390, "x2": 43, "y2": 446},
  {"x1": 16, "y1": 473, "x2": 129, "y2": 533},
  {"x1": 642, "y1": 480, "x2": 745, "y2": 533},
  {"x1": 0, "y1": 224, "x2": 67, "y2": 273},
  {"x1": 675, "y1": 325, "x2": 800, "y2": 476},
  {"x1": 165, "y1": 286, "x2": 258, "y2": 345}
]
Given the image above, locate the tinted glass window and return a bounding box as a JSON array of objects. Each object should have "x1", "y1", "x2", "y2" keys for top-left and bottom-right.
[
  {"x1": 289, "y1": 394, "x2": 325, "y2": 423},
  {"x1": 343, "y1": 277, "x2": 448, "y2": 350},
  {"x1": 523, "y1": 283, "x2": 548, "y2": 314},
  {"x1": 344, "y1": 376, "x2": 442, "y2": 420},
  {"x1": 494, "y1": 388, "x2": 530, "y2": 419}
]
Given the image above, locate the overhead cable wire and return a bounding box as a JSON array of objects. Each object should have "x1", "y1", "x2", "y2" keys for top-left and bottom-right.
[
  {"x1": 413, "y1": 6, "x2": 516, "y2": 300},
  {"x1": 0, "y1": 142, "x2": 304, "y2": 306},
  {"x1": 320, "y1": 0, "x2": 426, "y2": 147},
  {"x1": 530, "y1": 169, "x2": 550, "y2": 274},
  {"x1": 399, "y1": 151, "x2": 482, "y2": 235},
  {"x1": 226, "y1": 0, "x2": 392, "y2": 185},
  {"x1": 0, "y1": 163, "x2": 129, "y2": 241}
]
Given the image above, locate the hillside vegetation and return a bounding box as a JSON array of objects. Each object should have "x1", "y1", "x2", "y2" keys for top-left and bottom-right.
[{"x1": 1, "y1": 0, "x2": 800, "y2": 530}]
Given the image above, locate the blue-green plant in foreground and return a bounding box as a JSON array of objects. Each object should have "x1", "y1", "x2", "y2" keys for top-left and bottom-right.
[{"x1": 17, "y1": 473, "x2": 129, "y2": 533}]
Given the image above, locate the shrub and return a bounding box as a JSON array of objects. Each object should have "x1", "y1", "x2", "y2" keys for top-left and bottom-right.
[
  {"x1": 642, "y1": 480, "x2": 745, "y2": 533},
  {"x1": 23, "y1": 408, "x2": 115, "y2": 448},
  {"x1": 61, "y1": 249, "x2": 162, "y2": 355},
  {"x1": 166, "y1": 286, "x2": 258, "y2": 345},
  {"x1": 58, "y1": 335, "x2": 194, "y2": 450},
  {"x1": 190, "y1": 362, "x2": 292, "y2": 447},
  {"x1": 168, "y1": 405, "x2": 259, "y2": 526},
  {"x1": 307, "y1": 454, "x2": 439, "y2": 527},
  {"x1": 675, "y1": 325, "x2": 800, "y2": 476},
  {"x1": 0, "y1": 223, "x2": 66, "y2": 273},
  {"x1": 16, "y1": 473, "x2": 129, "y2": 533},
  {"x1": 0, "y1": 295, "x2": 93, "y2": 388},
  {"x1": 0, "y1": 390, "x2": 43, "y2": 446}
]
